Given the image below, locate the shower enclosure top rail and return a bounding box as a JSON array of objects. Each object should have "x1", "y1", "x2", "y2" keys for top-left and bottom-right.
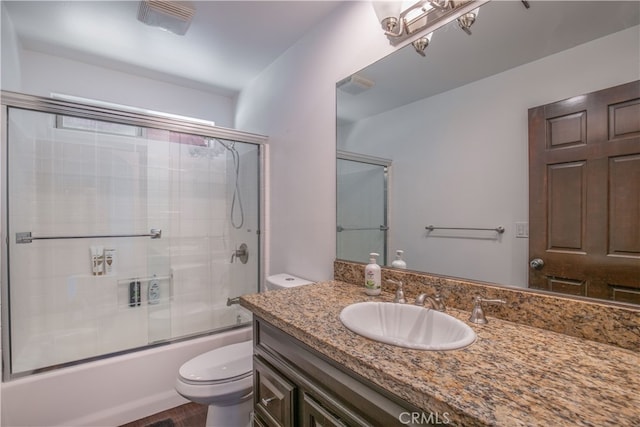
[
  {"x1": 1, "y1": 90, "x2": 268, "y2": 145},
  {"x1": 16, "y1": 229, "x2": 162, "y2": 244}
]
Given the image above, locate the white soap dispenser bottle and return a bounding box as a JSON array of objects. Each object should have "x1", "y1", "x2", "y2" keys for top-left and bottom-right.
[
  {"x1": 364, "y1": 252, "x2": 381, "y2": 296},
  {"x1": 391, "y1": 250, "x2": 407, "y2": 269}
]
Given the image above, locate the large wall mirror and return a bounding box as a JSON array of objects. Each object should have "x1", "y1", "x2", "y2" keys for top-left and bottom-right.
[{"x1": 337, "y1": 1, "x2": 639, "y2": 305}]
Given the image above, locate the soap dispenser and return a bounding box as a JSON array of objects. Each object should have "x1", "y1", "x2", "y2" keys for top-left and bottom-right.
[
  {"x1": 391, "y1": 250, "x2": 407, "y2": 269},
  {"x1": 364, "y1": 253, "x2": 381, "y2": 296}
]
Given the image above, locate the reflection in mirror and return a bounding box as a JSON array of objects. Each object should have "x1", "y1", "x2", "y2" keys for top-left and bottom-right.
[
  {"x1": 336, "y1": 1, "x2": 640, "y2": 305},
  {"x1": 337, "y1": 151, "x2": 391, "y2": 265}
]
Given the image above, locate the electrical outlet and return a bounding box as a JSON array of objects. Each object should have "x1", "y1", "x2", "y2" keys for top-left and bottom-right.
[{"x1": 515, "y1": 222, "x2": 529, "y2": 238}]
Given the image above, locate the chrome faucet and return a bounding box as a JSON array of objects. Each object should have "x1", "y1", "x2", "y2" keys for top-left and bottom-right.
[
  {"x1": 386, "y1": 279, "x2": 406, "y2": 304},
  {"x1": 415, "y1": 291, "x2": 446, "y2": 312},
  {"x1": 468, "y1": 296, "x2": 506, "y2": 324}
]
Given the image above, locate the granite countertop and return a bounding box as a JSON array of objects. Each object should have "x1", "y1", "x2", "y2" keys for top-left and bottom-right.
[{"x1": 240, "y1": 281, "x2": 640, "y2": 427}]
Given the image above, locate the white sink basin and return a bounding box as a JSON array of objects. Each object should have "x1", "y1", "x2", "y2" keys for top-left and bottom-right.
[{"x1": 339, "y1": 302, "x2": 476, "y2": 351}]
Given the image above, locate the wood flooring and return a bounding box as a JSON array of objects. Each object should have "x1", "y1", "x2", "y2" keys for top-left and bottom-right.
[{"x1": 120, "y1": 402, "x2": 207, "y2": 427}]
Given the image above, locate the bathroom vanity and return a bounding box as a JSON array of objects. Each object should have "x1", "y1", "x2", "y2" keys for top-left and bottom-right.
[
  {"x1": 251, "y1": 317, "x2": 420, "y2": 426},
  {"x1": 240, "y1": 276, "x2": 640, "y2": 426}
]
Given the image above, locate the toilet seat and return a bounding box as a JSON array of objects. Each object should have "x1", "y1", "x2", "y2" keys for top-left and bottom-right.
[
  {"x1": 175, "y1": 340, "x2": 254, "y2": 407},
  {"x1": 178, "y1": 340, "x2": 253, "y2": 385}
]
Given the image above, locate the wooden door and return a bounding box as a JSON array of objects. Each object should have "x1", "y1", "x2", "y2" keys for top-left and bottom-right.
[{"x1": 529, "y1": 80, "x2": 640, "y2": 304}]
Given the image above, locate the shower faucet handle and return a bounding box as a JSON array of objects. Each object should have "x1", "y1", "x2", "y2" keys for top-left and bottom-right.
[{"x1": 230, "y1": 243, "x2": 249, "y2": 264}]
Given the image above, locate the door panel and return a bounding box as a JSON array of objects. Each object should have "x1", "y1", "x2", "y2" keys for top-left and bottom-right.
[
  {"x1": 529, "y1": 80, "x2": 640, "y2": 303},
  {"x1": 609, "y1": 154, "x2": 640, "y2": 256},
  {"x1": 547, "y1": 162, "x2": 585, "y2": 251}
]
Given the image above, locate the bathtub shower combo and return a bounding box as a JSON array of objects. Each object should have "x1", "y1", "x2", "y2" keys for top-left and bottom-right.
[{"x1": 1, "y1": 92, "x2": 264, "y2": 379}]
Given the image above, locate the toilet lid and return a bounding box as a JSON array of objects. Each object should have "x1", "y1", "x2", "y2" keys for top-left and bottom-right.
[{"x1": 179, "y1": 340, "x2": 253, "y2": 384}]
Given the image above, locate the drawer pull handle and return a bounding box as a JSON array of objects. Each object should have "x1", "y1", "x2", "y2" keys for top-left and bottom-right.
[{"x1": 261, "y1": 396, "x2": 276, "y2": 406}]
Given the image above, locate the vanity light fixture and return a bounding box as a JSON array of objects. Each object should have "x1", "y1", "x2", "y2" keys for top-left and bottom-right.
[
  {"x1": 412, "y1": 32, "x2": 434, "y2": 56},
  {"x1": 372, "y1": 0, "x2": 487, "y2": 45},
  {"x1": 457, "y1": 7, "x2": 479, "y2": 35}
]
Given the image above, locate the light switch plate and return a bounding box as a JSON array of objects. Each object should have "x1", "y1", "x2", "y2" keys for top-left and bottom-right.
[{"x1": 515, "y1": 221, "x2": 529, "y2": 238}]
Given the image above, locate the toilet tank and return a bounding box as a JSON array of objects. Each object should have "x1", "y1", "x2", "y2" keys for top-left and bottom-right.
[{"x1": 266, "y1": 273, "x2": 313, "y2": 291}]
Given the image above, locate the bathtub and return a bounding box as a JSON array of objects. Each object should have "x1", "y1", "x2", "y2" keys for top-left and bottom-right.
[{"x1": 1, "y1": 325, "x2": 252, "y2": 426}]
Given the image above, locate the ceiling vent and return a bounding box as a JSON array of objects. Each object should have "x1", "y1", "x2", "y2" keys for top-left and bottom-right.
[
  {"x1": 337, "y1": 74, "x2": 375, "y2": 95},
  {"x1": 137, "y1": 0, "x2": 195, "y2": 35}
]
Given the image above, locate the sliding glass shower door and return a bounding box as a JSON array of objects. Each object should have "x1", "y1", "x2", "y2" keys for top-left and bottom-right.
[
  {"x1": 336, "y1": 156, "x2": 389, "y2": 265},
  {"x1": 3, "y1": 102, "x2": 262, "y2": 377}
]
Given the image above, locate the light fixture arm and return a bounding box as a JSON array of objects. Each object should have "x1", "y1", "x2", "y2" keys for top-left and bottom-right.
[
  {"x1": 457, "y1": 11, "x2": 477, "y2": 35},
  {"x1": 383, "y1": 0, "x2": 433, "y2": 38},
  {"x1": 428, "y1": 0, "x2": 451, "y2": 12},
  {"x1": 382, "y1": 16, "x2": 406, "y2": 37}
]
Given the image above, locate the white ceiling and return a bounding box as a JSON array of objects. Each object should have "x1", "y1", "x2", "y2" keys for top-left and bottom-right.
[
  {"x1": 5, "y1": 0, "x2": 639, "y2": 120},
  {"x1": 338, "y1": 0, "x2": 640, "y2": 123},
  {"x1": 4, "y1": 0, "x2": 345, "y2": 97}
]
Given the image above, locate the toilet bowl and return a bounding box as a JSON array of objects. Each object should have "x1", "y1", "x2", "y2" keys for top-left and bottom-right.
[
  {"x1": 175, "y1": 274, "x2": 312, "y2": 427},
  {"x1": 175, "y1": 340, "x2": 253, "y2": 427}
]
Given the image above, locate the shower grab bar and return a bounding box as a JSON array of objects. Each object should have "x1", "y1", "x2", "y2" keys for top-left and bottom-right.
[
  {"x1": 425, "y1": 225, "x2": 505, "y2": 234},
  {"x1": 337, "y1": 225, "x2": 389, "y2": 232},
  {"x1": 16, "y1": 229, "x2": 162, "y2": 244}
]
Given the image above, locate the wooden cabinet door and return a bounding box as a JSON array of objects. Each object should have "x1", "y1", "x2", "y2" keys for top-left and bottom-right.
[
  {"x1": 528, "y1": 80, "x2": 640, "y2": 303},
  {"x1": 253, "y1": 356, "x2": 296, "y2": 427}
]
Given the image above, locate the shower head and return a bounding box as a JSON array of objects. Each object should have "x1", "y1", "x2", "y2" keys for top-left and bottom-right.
[{"x1": 189, "y1": 139, "x2": 224, "y2": 159}]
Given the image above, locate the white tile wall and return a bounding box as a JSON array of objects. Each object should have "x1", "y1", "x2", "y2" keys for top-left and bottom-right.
[{"x1": 6, "y1": 108, "x2": 260, "y2": 374}]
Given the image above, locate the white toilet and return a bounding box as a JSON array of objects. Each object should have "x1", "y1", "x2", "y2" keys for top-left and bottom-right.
[
  {"x1": 264, "y1": 273, "x2": 314, "y2": 291},
  {"x1": 175, "y1": 274, "x2": 312, "y2": 427}
]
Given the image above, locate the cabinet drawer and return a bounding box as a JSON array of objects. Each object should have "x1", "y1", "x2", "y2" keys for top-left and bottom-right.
[
  {"x1": 252, "y1": 413, "x2": 269, "y2": 427},
  {"x1": 302, "y1": 392, "x2": 348, "y2": 427},
  {"x1": 254, "y1": 355, "x2": 296, "y2": 427}
]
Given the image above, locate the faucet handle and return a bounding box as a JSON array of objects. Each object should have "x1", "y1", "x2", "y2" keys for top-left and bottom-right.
[
  {"x1": 469, "y1": 296, "x2": 506, "y2": 324},
  {"x1": 387, "y1": 279, "x2": 406, "y2": 304}
]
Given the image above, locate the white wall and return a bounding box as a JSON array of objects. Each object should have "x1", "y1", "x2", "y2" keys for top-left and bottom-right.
[
  {"x1": 0, "y1": 2, "x2": 22, "y2": 91},
  {"x1": 18, "y1": 49, "x2": 236, "y2": 128},
  {"x1": 339, "y1": 26, "x2": 640, "y2": 287},
  {"x1": 235, "y1": 2, "x2": 396, "y2": 281}
]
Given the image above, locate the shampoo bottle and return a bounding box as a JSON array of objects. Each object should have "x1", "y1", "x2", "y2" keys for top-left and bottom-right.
[
  {"x1": 391, "y1": 250, "x2": 407, "y2": 269},
  {"x1": 364, "y1": 252, "x2": 381, "y2": 296}
]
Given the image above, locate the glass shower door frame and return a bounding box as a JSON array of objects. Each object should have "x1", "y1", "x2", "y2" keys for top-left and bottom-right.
[
  {"x1": 336, "y1": 150, "x2": 391, "y2": 265},
  {"x1": 0, "y1": 91, "x2": 267, "y2": 380}
]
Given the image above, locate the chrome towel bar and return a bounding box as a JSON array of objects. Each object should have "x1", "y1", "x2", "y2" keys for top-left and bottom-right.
[
  {"x1": 337, "y1": 225, "x2": 389, "y2": 232},
  {"x1": 425, "y1": 225, "x2": 505, "y2": 234},
  {"x1": 16, "y1": 229, "x2": 162, "y2": 244}
]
